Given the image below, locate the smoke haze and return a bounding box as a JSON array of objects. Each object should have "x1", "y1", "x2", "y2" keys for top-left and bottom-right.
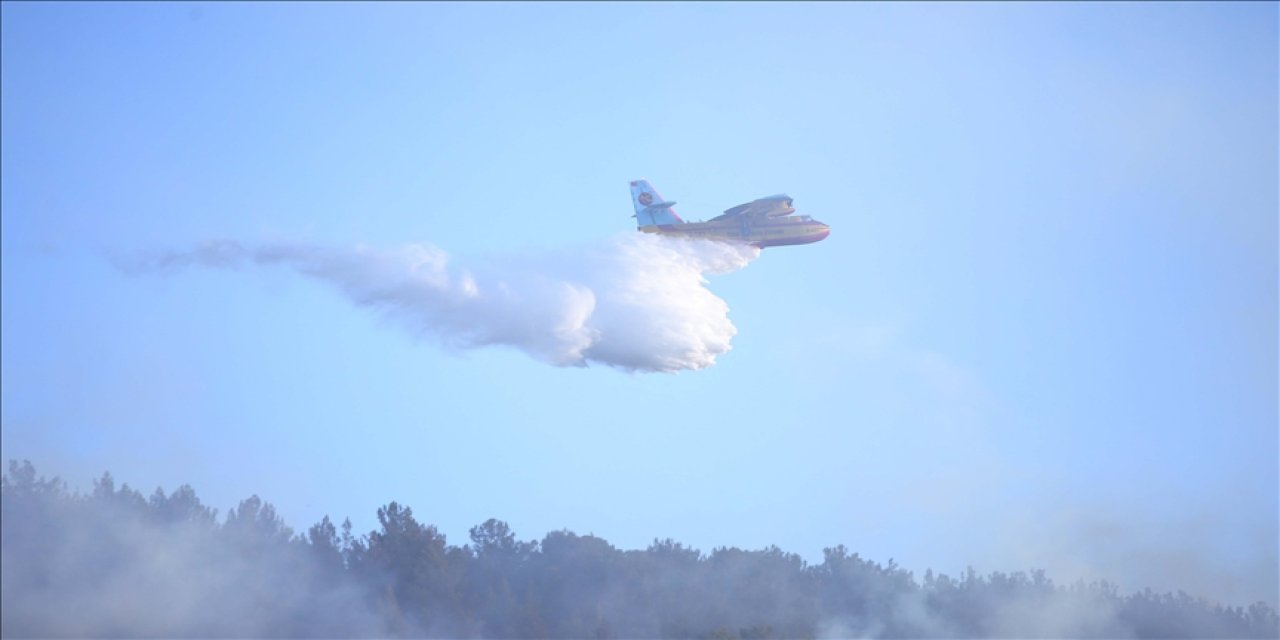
[
  {"x1": 120, "y1": 234, "x2": 759, "y2": 372},
  {"x1": 4, "y1": 462, "x2": 1276, "y2": 638}
]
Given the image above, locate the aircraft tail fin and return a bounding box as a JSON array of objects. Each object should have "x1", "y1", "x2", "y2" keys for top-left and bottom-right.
[{"x1": 630, "y1": 179, "x2": 684, "y2": 227}]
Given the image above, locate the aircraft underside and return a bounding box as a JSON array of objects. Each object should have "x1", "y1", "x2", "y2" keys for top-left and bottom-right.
[{"x1": 639, "y1": 219, "x2": 830, "y2": 248}]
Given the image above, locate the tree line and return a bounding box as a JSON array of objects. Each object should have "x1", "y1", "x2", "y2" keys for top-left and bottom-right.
[{"x1": 2, "y1": 460, "x2": 1276, "y2": 638}]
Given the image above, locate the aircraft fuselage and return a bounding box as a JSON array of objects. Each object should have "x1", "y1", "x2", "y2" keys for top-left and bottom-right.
[
  {"x1": 639, "y1": 214, "x2": 830, "y2": 248},
  {"x1": 630, "y1": 180, "x2": 830, "y2": 249}
]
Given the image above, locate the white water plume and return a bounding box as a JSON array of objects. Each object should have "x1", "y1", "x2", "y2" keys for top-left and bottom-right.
[{"x1": 124, "y1": 234, "x2": 759, "y2": 373}]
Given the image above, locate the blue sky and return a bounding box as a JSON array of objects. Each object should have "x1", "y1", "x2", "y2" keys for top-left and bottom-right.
[{"x1": 3, "y1": 2, "x2": 1276, "y2": 607}]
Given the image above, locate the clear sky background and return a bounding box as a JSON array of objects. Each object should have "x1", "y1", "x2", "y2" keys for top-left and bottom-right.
[{"x1": 3, "y1": 1, "x2": 1276, "y2": 608}]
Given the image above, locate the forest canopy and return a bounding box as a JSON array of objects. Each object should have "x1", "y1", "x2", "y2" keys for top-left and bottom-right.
[{"x1": 2, "y1": 460, "x2": 1276, "y2": 638}]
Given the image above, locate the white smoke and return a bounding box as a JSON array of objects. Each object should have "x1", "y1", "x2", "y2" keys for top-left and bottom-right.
[{"x1": 123, "y1": 234, "x2": 759, "y2": 373}]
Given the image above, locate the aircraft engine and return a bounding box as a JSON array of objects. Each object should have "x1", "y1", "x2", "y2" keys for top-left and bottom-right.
[{"x1": 767, "y1": 203, "x2": 797, "y2": 217}]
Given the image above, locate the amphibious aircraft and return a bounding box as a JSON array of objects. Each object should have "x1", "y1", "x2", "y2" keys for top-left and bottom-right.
[{"x1": 629, "y1": 179, "x2": 830, "y2": 248}]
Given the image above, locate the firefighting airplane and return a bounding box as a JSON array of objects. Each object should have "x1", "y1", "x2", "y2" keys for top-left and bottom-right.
[{"x1": 629, "y1": 179, "x2": 830, "y2": 248}]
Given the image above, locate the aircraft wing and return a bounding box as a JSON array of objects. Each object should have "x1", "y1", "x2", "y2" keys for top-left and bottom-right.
[
  {"x1": 709, "y1": 195, "x2": 795, "y2": 221},
  {"x1": 715, "y1": 201, "x2": 756, "y2": 219}
]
